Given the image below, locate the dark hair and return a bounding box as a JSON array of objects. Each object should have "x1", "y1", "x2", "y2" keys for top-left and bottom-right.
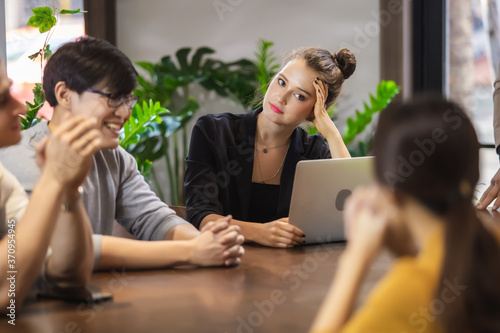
[
  {"x1": 43, "y1": 36, "x2": 138, "y2": 107},
  {"x1": 373, "y1": 97, "x2": 500, "y2": 333},
  {"x1": 282, "y1": 47, "x2": 356, "y2": 109}
]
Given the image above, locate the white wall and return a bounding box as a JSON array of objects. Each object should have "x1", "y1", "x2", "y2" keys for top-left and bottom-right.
[
  {"x1": 117, "y1": 0, "x2": 380, "y2": 120},
  {"x1": 116, "y1": 0, "x2": 382, "y2": 201}
]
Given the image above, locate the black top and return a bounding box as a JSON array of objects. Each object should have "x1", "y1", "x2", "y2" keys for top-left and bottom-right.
[
  {"x1": 184, "y1": 108, "x2": 332, "y2": 228},
  {"x1": 248, "y1": 182, "x2": 280, "y2": 223}
]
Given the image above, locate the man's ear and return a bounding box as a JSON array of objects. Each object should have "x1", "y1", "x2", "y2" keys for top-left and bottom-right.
[{"x1": 53, "y1": 81, "x2": 73, "y2": 110}]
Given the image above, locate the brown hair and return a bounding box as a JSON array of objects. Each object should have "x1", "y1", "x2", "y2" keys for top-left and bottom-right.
[
  {"x1": 282, "y1": 47, "x2": 356, "y2": 109},
  {"x1": 373, "y1": 97, "x2": 500, "y2": 333}
]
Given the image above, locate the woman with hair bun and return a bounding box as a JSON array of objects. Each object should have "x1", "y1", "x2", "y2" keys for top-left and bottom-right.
[
  {"x1": 185, "y1": 47, "x2": 356, "y2": 248},
  {"x1": 310, "y1": 97, "x2": 500, "y2": 333}
]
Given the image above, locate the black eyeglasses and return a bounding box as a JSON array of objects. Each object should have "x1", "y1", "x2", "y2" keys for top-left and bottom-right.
[{"x1": 86, "y1": 88, "x2": 138, "y2": 109}]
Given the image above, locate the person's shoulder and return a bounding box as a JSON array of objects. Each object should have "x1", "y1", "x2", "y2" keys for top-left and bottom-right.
[
  {"x1": 86, "y1": 147, "x2": 138, "y2": 187},
  {"x1": 197, "y1": 110, "x2": 254, "y2": 126},
  {"x1": 367, "y1": 256, "x2": 438, "y2": 310},
  {"x1": 22, "y1": 121, "x2": 50, "y2": 145},
  {"x1": 294, "y1": 126, "x2": 330, "y2": 157},
  {"x1": 194, "y1": 109, "x2": 258, "y2": 140},
  {"x1": 1, "y1": 122, "x2": 48, "y2": 156},
  {"x1": 0, "y1": 123, "x2": 48, "y2": 184},
  {"x1": 0, "y1": 161, "x2": 8, "y2": 183},
  {"x1": 341, "y1": 257, "x2": 440, "y2": 333},
  {"x1": 0, "y1": 161, "x2": 28, "y2": 202}
]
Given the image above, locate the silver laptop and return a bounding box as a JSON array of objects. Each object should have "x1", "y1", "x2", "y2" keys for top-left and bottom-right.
[{"x1": 289, "y1": 157, "x2": 374, "y2": 244}]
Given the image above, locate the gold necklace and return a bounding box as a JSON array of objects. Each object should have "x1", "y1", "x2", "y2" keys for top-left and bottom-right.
[
  {"x1": 258, "y1": 141, "x2": 290, "y2": 154},
  {"x1": 255, "y1": 142, "x2": 290, "y2": 184},
  {"x1": 256, "y1": 126, "x2": 290, "y2": 153}
]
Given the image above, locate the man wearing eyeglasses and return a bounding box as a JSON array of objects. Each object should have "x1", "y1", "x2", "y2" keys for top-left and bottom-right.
[{"x1": 0, "y1": 37, "x2": 245, "y2": 270}]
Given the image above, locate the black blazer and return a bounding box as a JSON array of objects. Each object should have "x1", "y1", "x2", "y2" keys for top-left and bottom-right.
[{"x1": 184, "y1": 108, "x2": 331, "y2": 228}]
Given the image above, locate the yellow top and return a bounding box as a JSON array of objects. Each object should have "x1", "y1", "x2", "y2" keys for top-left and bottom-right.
[
  {"x1": 314, "y1": 226, "x2": 500, "y2": 333},
  {"x1": 317, "y1": 229, "x2": 446, "y2": 333}
]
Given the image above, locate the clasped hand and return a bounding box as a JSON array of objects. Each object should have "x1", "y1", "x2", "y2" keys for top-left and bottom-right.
[
  {"x1": 193, "y1": 215, "x2": 245, "y2": 266},
  {"x1": 343, "y1": 185, "x2": 416, "y2": 260}
]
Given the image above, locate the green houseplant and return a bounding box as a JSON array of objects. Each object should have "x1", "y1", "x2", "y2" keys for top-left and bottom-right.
[
  {"x1": 126, "y1": 47, "x2": 259, "y2": 204},
  {"x1": 21, "y1": 3, "x2": 171, "y2": 188},
  {"x1": 122, "y1": 40, "x2": 399, "y2": 205},
  {"x1": 21, "y1": 4, "x2": 86, "y2": 129}
]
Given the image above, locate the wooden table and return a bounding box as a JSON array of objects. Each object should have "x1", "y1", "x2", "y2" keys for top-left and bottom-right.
[
  {"x1": 1, "y1": 244, "x2": 392, "y2": 333},
  {"x1": 2, "y1": 209, "x2": 498, "y2": 333}
]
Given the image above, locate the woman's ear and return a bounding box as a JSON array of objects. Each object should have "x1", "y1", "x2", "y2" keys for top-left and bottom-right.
[{"x1": 53, "y1": 81, "x2": 73, "y2": 110}]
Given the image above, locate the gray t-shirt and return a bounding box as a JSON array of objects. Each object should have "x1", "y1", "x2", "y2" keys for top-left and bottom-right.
[{"x1": 0, "y1": 122, "x2": 188, "y2": 267}]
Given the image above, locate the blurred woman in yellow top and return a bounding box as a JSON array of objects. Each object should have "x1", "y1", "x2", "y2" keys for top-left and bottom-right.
[{"x1": 310, "y1": 97, "x2": 500, "y2": 333}]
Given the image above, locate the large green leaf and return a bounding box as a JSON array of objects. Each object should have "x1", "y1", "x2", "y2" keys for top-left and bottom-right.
[
  {"x1": 127, "y1": 135, "x2": 167, "y2": 164},
  {"x1": 159, "y1": 56, "x2": 180, "y2": 76},
  {"x1": 136, "y1": 61, "x2": 156, "y2": 76},
  {"x1": 342, "y1": 80, "x2": 400, "y2": 145},
  {"x1": 22, "y1": 5, "x2": 87, "y2": 130},
  {"x1": 120, "y1": 100, "x2": 169, "y2": 147},
  {"x1": 191, "y1": 47, "x2": 215, "y2": 75},
  {"x1": 175, "y1": 48, "x2": 192, "y2": 74},
  {"x1": 131, "y1": 45, "x2": 261, "y2": 204},
  {"x1": 122, "y1": 97, "x2": 198, "y2": 170},
  {"x1": 60, "y1": 9, "x2": 87, "y2": 14},
  {"x1": 21, "y1": 84, "x2": 45, "y2": 130},
  {"x1": 44, "y1": 44, "x2": 52, "y2": 59},
  {"x1": 251, "y1": 39, "x2": 280, "y2": 108},
  {"x1": 27, "y1": 6, "x2": 56, "y2": 33}
]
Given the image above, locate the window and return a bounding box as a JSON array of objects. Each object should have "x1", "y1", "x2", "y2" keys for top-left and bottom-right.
[
  {"x1": 449, "y1": 0, "x2": 497, "y2": 146},
  {"x1": 4, "y1": 0, "x2": 85, "y2": 120}
]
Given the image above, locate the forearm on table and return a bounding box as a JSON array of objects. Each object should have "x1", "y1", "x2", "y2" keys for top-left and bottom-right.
[
  {"x1": 96, "y1": 235, "x2": 194, "y2": 270},
  {"x1": 0, "y1": 174, "x2": 64, "y2": 309},
  {"x1": 309, "y1": 248, "x2": 372, "y2": 333},
  {"x1": 164, "y1": 223, "x2": 200, "y2": 241},
  {"x1": 45, "y1": 201, "x2": 94, "y2": 287},
  {"x1": 325, "y1": 128, "x2": 350, "y2": 159},
  {"x1": 201, "y1": 214, "x2": 261, "y2": 243}
]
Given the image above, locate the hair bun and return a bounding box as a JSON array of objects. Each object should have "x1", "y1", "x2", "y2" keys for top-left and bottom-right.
[{"x1": 333, "y1": 48, "x2": 356, "y2": 80}]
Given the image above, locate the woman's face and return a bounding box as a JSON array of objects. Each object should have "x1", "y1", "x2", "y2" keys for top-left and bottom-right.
[
  {"x1": 0, "y1": 71, "x2": 27, "y2": 148},
  {"x1": 262, "y1": 58, "x2": 319, "y2": 128}
]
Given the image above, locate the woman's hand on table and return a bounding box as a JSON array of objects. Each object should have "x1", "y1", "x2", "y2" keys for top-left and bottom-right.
[{"x1": 255, "y1": 218, "x2": 305, "y2": 248}]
